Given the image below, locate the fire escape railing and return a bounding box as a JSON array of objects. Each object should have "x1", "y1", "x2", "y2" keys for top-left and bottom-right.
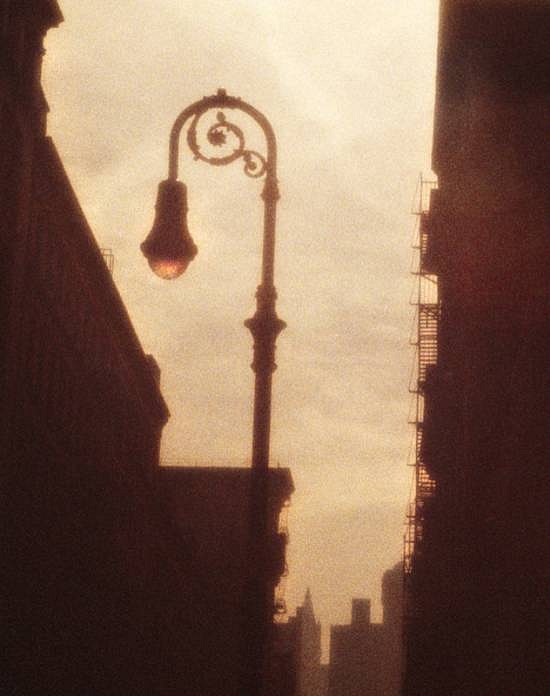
[{"x1": 403, "y1": 177, "x2": 439, "y2": 613}]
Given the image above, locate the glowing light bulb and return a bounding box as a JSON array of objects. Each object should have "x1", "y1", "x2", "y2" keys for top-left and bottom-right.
[{"x1": 148, "y1": 257, "x2": 190, "y2": 280}]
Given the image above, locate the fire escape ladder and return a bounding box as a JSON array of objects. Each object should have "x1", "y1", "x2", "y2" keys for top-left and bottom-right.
[
  {"x1": 418, "y1": 305, "x2": 439, "y2": 387},
  {"x1": 403, "y1": 175, "x2": 439, "y2": 617}
]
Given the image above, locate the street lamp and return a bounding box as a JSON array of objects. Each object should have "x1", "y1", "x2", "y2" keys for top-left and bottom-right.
[{"x1": 142, "y1": 88, "x2": 286, "y2": 696}]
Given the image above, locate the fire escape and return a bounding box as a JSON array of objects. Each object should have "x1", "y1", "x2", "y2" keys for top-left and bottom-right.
[
  {"x1": 403, "y1": 176, "x2": 439, "y2": 621},
  {"x1": 100, "y1": 248, "x2": 114, "y2": 274}
]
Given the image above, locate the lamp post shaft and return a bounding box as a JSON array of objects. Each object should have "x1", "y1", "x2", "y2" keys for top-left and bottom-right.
[
  {"x1": 243, "y1": 164, "x2": 285, "y2": 696},
  {"x1": 247, "y1": 172, "x2": 284, "y2": 466}
]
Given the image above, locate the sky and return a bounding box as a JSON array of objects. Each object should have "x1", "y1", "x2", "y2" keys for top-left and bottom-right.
[{"x1": 43, "y1": 0, "x2": 439, "y2": 653}]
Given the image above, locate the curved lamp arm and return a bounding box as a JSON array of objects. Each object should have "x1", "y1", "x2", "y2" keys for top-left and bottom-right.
[
  {"x1": 142, "y1": 89, "x2": 279, "y2": 288},
  {"x1": 169, "y1": 88, "x2": 277, "y2": 185}
]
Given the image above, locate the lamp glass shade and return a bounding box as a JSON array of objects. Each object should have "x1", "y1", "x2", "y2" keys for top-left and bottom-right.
[{"x1": 141, "y1": 179, "x2": 197, "y2": 280}]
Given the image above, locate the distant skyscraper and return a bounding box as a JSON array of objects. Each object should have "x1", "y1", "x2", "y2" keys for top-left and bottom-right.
[
  {"x1": 328, "y1": 599, "x2": 384, "y2": 696},
  {"x1": 381, "y1": 563, "x2": 403, "y2": 696},
  {"x1": 265, "y1": 588, "x2": 326, "y2": 696},
  {"x1": 327, "y1": 564, "x2": 403, "y2": 696}
]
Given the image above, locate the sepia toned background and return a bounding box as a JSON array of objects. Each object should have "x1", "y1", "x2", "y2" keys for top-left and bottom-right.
[{"x1": 43, "y1": 0, "x2": 438, "y2": 650}]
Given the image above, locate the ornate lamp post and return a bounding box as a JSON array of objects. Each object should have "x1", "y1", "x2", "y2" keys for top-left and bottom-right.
[{"x1": 141, "y1": 89, "x2": 285, "y2": 696}]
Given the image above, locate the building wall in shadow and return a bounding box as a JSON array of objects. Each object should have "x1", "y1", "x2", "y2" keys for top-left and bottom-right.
[
  {"x1": 0, "y1": 3, "x2": 249, "y2": 694},
  {"x1": 160, "y1": 466, "x2": 294, "y2": 696},
  {"x1": 403, "y1": 2, "x2": 550, "y2": 694}
]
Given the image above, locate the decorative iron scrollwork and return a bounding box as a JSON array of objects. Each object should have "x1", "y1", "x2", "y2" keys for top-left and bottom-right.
[{"x1": 186, "y1": 110, "x2": 267, "y2": 179}]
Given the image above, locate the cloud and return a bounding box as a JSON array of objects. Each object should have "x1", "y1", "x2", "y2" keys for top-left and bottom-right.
[{"x1": 43, "y1": 0, "x2": 438, "y2": 631}]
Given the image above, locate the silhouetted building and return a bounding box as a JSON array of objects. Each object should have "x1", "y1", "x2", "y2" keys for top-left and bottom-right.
[
  {"x1": 264, "y1": 588, "x2": 326, "y2": 696},
  {"x1": 0, "y1": 3, "x2": 231, "y2": 694},
  {"x1": 160, "y1": 465, "x2": 293, "y2": 696},
  {"x1": 319, "y1": 665, "x2": 329, "y2": 696},
  {"x1": 328, "y1": 599, "x2": 384, "y2": 696},
  {"x1": 403, "y1": 2, "x2": 550, "y2": 694},
  {"x1": 380, "y1": 563, "x2": 403, "y2": 696},
  {"x1": 327, "y1": 566, "x2": 403, "y2": 696}
]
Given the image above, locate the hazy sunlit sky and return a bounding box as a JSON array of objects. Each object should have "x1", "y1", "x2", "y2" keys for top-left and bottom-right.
[{"x1": 43, "y1": 0, "x2": 439, "y2": 651}]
